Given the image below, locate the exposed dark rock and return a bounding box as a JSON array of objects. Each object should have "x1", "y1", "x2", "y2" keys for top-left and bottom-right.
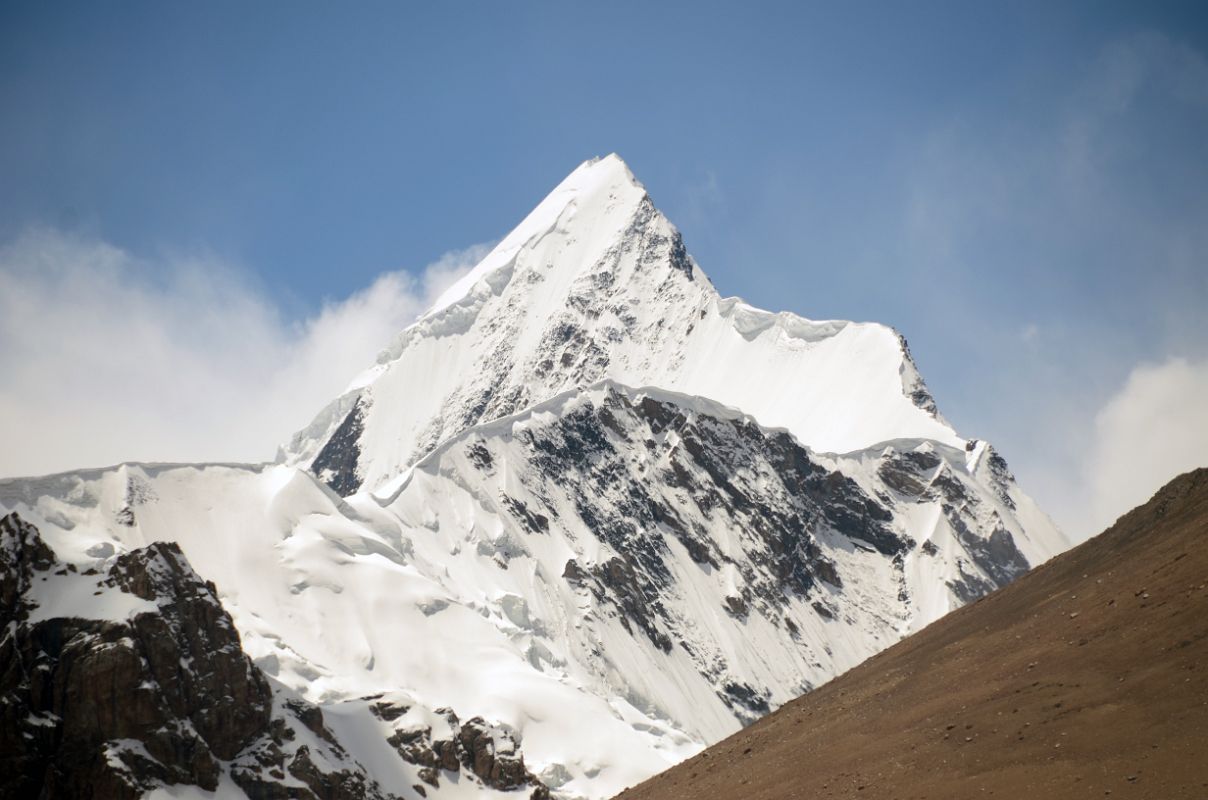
[
  {"x1": 721, "y1": 681, "x2": 771, "y2": 717},
  {"x1": 501, "y1": 494, "x2": 550, "y2": 534},
  {"x1": 369, "y1": 698, "x2": 411, "y2": 722},
  {"x1": 233, "y1": 737, "x2": 391, "y2": 800},
  {"x1": 311, "y1": 398, "x2": 367, "y2": 496},
  {"x1": 946, "y1": 513, "x2": 1031, "y2": 587},
  {"x1": 982, "y1": 446, "x2": 1019, "y2": 510},
  {"x1": 591, "y1": 557, "x2": 674, "y2": 653},
  {"x1": 665, "y1": 228, "x2": 695, "y2": 280},
  {"x1": 283, "y1": 698, "x2": 341, "y2": 748},
  {"x1": 909, "y1": 388, "x2": 938, "y2": 415},
  {"x1": 724, "y1": 594, "x2": 749, "y2": 618},
  {"x1": 369, "y1": 701, "x2": 549, "y2": 798},
  {"x1": 897, "y1": 334, "x2": 941, "y2": 416},
  {"x1": 878, "y1": 448, "x2": 942, "y2": 498},
  {"x1": 562, "y1": 558, "x2": 589, "y2": 582},
  {"x1": 466, "y1": 440, "x2": 494, "y2": 471},
  {"x1": 881, "y1": 446, "x2": 1031, "y2": 593},
  {"x1": 113, "y1": 475, "x2": 156, "y2": 528},
  {"x1": 0, "y1": 514, "x2": 272, "y2": 798},
  {"x1": 948, "y1": 561, "x2": 996, "y2": 604},
  {"x1": 0, "y1": 512, "x2": 54, "y2": 623},
  {"x1": 930, "y1": 468, "x2": 969, "y2": 505},
  {"x1": 0, "y1": 513, "x2": 397, "y2": 800}
]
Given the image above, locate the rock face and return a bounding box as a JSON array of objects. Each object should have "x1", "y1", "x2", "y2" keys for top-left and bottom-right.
[
  {"x1": 0, "y1": 512, "x2": 270, "y2": 797},
  {"x1": 0, "y1": 511, "x2": 54, "y2": 623},
  {"x1": 384, "y1": 382, "x2": 1061, "y2": 732},
  {"x1": 105, "y1": 542, "x2": 273, "y2": 758},
  {"x1": 229, "y1": 696, "x2": 399, "y2": 800},
  {"x1": 310, "y1": 398, "x2": 367, "y2": 497},
  {"x1": 0, "y1": 513, "x2": 399, "y2": 800},
  {"x1": 369, "y1": 698, "x2": 549, "y2": 799}
]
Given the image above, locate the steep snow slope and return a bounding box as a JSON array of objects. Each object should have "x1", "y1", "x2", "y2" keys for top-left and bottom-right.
[
  {"x1": 0, "y1": 383, "x2": 1064, "y2": 799},
  {"x1": 283, "y1": 155, "x2": 957, "y2": 496}
]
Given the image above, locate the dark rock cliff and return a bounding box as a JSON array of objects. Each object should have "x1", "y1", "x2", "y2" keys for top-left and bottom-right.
[{"x1": 0, "y1": 512, "x2": 397, "y2": 800}]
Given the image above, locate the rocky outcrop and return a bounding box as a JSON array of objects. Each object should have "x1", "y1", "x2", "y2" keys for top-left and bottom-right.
[
  {"x1": 0, "y1": 512, "x2": 54, "y2": 623},
  {"x1": 311, "y1": 398, "x2": 367, "y2": 497},
  {"x1": 0, "y1": 513, "x2": 394, "y2": 800},
  {"x1": 0, "y1": 514, "x2": 271, "y2": 797},
  {"x1": 368, "y1": 699, "x2": 549, "y2": 800},
  {"x1": 106, "y1": 542, "x2": 273, "y2": 759},
  {"x1": 874, "y1": 444, "x2": 1032, "y2": 598},
  {"x1": 230, "y1": 702, "x2": 395, "y2": 800}
]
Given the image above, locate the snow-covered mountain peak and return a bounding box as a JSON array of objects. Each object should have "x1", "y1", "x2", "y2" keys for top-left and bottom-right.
[
  {"x1": 284, "y1": 156, "x2": 959, "y2": 496},
  {"x1": 422, "y1": 153, "x2": 654, "y2": 321}
]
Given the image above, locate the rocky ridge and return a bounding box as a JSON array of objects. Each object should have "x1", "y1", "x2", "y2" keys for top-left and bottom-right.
[
  {"x1": 0, "y1": 512, "x2": 547, "y2": 800},
  {"x1": 368, "y1": 697, "x2": 549, "y2": 798}
]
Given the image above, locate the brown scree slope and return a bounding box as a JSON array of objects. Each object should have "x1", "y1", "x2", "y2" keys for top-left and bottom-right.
[{"x1": 619, "y1": 468, "x2": 1208, "y2": 800}]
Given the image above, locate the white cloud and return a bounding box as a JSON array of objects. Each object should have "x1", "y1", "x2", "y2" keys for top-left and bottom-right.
[
  {"x1": 0, "y1": 229, "x2": 491, "y2": 477},
  {"x1": 1023, "y1": 356, "x2": 1208, "y2": 543},
  {"x1": 1081, "y1": 357, "x2": 1208, "y2": 536}
]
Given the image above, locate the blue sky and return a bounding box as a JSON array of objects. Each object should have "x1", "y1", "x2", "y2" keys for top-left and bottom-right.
[{"x1": 2, "y1": 1, "x2": 1207, "y2": 537}]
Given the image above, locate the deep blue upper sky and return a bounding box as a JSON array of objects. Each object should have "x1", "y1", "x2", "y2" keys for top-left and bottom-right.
[
  {"x1": 3, "y1": 2, "x2": 1203, "y2": 304},
  {"x1": 2, "y1": 1, "x2": 1207, "y2": 534}
]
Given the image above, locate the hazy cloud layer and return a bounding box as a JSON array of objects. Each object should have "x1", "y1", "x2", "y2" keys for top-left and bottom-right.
[
  {"x1": 1082, "y1": 358, "x2": 1208, "y2": 535},
  {"x1": 0, "y1": 230, "x2": 490, "y2": 477}
]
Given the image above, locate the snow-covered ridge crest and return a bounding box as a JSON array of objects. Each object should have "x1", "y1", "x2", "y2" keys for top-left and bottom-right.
[
  {"x1": 369, "y1": 378, "x2": 783, "y2": 505},
  {"x1": 283, "y1": 153, "x2": 958, "y2": 496}
]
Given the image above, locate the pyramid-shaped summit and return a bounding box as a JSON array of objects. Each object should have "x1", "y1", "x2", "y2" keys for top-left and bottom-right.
[{"x1": 284, "y1": 153, "x2": 962, "y2": 497}]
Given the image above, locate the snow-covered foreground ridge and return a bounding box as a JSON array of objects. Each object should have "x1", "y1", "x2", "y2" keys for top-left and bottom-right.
[{"x1": 1, "y1": 155, "x2": 1068, "y2": 800}]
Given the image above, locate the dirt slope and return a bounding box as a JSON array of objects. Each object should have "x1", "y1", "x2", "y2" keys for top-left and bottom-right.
[{"x1": 620, "y1": 468, "x2": 1208, "y2": 800}]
